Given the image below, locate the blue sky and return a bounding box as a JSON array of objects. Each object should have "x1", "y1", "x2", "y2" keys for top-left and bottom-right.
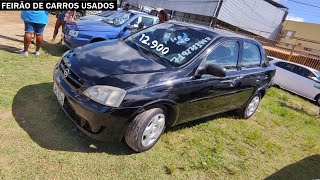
[{"x1": 275, "y1": 0, "x2": 320, "y2": 24}]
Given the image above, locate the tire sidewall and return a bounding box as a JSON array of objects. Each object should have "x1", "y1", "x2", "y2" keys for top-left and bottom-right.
[
  {"x1": 244, "y1": 93, "x2": 261, "y2": 119},
  {"x1": 129, "y1": 108, "x2": 166, "y2": 152}
]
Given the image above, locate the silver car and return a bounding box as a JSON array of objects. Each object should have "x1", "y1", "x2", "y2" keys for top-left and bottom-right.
[{"x1": 270, "y1": 57, "x2": 320, "y2": 105}]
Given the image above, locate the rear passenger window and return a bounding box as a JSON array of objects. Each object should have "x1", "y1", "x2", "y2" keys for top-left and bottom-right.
[
  {"x1": 206, "y1": 40, "x2": 239, "y2": 70},
  {"x1": 242, "y1": 42, "x2": 261, "y2": 68},
  {"x1": 292, "y1": 65, "x2": 313, "y2": 78},
  {"x1": 275, "y1": 62, "x2": 294, "y2": 72}
]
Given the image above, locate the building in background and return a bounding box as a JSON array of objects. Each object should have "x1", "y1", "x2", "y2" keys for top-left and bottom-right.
[
  {"x1": 278, "y1": 20, "x2": 320, "y2": 57},
  {"x1": 124, "y1": 0, "x2": 288, "y2": 40},
  {"x1": 217, "y1": 0, "x2": 287, "y2": 40}
]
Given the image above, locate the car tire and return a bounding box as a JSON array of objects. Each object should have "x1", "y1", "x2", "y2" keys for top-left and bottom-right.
[
  {"x1": 315, "y1": 95, "x2": 320, "y2": 106},
  {"x1": 125, "y1": 108, "x2": 166, "y2": 152},
  {"x1": 237, "y1": 93, "x2": 261, "y2": 119}
]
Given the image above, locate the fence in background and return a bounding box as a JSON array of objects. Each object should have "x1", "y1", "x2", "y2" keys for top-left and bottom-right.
[{"x1": 249, "y1": 35, "x2": 320, "y2": 71}]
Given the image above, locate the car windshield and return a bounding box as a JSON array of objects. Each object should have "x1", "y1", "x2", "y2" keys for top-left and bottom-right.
[
  {"x1": 97, "y1": 11, "x2": 115, "y2": 17},
  {"x1": 125, "y1": 23, "x2": 214, "y2": 67},
  {"x1": 102, "y1": 11, "x2": 133, "y2": 26}
]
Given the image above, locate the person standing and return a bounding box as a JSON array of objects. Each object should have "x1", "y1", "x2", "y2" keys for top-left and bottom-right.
[
  {"x1": 52, "y1": 10, "x2": 76, "y2": 43},
  {"x1": 51, "y1": 11, "x2": 66, "y2": 43},
  {"x1": 20, "y1": 10, "x2": 49, "y2": 56}
]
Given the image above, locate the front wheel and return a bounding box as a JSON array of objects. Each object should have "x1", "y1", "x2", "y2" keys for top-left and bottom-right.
[
  {"x1": 125, "y1": 108, "x2": 166, "y2": 152},
  {"x1": 237, "y1": 93, "x2": 261, "y2": 119}
]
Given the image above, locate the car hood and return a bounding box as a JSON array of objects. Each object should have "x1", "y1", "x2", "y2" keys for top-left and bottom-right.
[
  {"x1": 64, "y1": 40, "x2": 174, "y2": 88},
  {"x1": 75, "y1": 20, "x2": 118, "y2": 31}
]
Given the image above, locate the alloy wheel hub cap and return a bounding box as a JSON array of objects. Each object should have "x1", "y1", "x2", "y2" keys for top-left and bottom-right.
[
  {"x1": 141, "y1": 113, "x2": 165, "y2": 147},
  {"x1": 246, "y1": 96, "x2": 260, "y2": 117}
]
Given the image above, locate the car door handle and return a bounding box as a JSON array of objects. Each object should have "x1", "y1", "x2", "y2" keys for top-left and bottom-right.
[
  {"x1": 221, "y1": 80, "x2": 234, "y2": 83},
  {"x1": 221, "y1": 79, "x2": 238, "y2": 87}
]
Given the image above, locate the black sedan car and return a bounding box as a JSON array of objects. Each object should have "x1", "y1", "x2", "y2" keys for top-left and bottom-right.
[{"x1": 53, "y1": 22, "x2": 275, "y2": 152}]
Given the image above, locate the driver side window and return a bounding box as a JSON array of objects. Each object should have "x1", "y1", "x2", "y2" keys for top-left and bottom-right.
[
  {"x1": 206, "y1": 40, "x2": 240, "y2": 70},
  {"x1": 130, "y1": 16, "x2": 155, "y2": 31}
]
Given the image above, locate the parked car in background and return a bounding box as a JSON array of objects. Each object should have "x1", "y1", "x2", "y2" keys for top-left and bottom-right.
[
  {"x1": 270, "y1": 57, "x2": 320, "y2": 105},
  {"x1": 49, "y1": 10, "x2": 91, "y2": 20},
  {"x1": 63, "y1": 10, "x2": 159, "y2": 49},
  {"x1": 53, "y1": 22, "x2": 275, "y2": 152},
  {"x1": 78, "y1": 11, "x2": 116, "y2": 21}
]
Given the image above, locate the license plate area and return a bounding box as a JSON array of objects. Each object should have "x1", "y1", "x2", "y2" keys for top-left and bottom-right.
[{"x1": 53, "y1": 82, "x2": 65, "y2": 105}]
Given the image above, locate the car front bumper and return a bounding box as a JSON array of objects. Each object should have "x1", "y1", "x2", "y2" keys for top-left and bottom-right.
[{"x1": 53, "y1": 65, "x2": 141, "y2": 142}]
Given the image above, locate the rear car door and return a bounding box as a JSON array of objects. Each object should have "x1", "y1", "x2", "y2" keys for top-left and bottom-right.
[
  {"x1": 234, "y1": 40, "x2": 265, "y2": 108},
  {"x1": 290, "y1": 65, "x2": 320, "y2": 99},
  {"x1": 177, "y1": 39, "x2": 242, "y2": 123},
  {"x1": 273, "y1": 61, "x2": 295, "y2": 89}
]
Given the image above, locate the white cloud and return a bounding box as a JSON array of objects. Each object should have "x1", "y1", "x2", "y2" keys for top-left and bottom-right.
[{"x1": 286, "y1": 15, "x2": 304, "y2": 22}]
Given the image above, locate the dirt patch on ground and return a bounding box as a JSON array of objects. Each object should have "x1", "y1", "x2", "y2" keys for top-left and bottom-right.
[{"x1": 0, "y1": 11, "x2": 59, "y2": 52}]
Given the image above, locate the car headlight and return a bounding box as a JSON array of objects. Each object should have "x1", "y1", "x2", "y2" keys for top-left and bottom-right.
[
  {"x1": 83, "y1": 86, "x2": 127, "y2": 107},
  {"x1": 69, "y1": 30, "x2": 79, "y2": 37}
]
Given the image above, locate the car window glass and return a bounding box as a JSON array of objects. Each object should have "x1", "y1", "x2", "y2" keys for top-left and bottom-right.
[
  {"x1": 292, "y1": 65, "x2": 314, "y2": 78},
  {"x1": 242, "y1": 42, "x2": 261, "y2": 68},
  {"x1": 125, "y1": 24, "x2": 215, "y2": 67},
  {"x1": 314, "y1": 71, "x2": 320, "y2": 79},
  {"x1": 129, "y1": 17, "x2": 139, "y2": 27},
  {"x1": 130, "y1": 17, "x2": 155, "y2": 30},
  {"x1": 276, "y1": 62, "x2": 294, "y2": 71},
  {"x1": 206, "y1": 40, "x2": 239, "y2": 70},
  {"x1": 141, "y1": 17, "x2": 155, "y2": 27}
]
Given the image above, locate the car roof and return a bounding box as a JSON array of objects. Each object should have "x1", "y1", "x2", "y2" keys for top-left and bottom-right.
[
  {"x1": 167, "y1": 21, "x2": 249, "y2": 39},
  {"x1": 269, "y1": 56, "x2": 319, "y2": 73}
]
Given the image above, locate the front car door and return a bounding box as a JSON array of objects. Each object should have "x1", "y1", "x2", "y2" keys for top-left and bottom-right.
[{"x1": 177, "y1": 39, "x2": 242, "y2": 123}]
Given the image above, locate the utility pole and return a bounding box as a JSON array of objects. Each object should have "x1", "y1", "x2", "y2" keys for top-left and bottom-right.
[
  {"x1": 288, "y1": 43, "x2": 301, "y2": 61},
  {"x1": 210, "y1": 0, "x2": 223, "y2": 28}
]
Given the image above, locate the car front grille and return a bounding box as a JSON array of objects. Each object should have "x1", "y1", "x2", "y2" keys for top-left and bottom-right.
[{"x1": 59, "y1": 60, "x2": 84, "y2": 89}]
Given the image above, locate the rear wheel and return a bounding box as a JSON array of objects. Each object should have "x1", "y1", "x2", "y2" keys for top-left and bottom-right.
[
  {"x1": 315, "y1": 95, "x2": 320, "y2": 106},
  {"x1": 125, "y1": 108, "x2": 166, "y2": 152},
  {"x1": 237, "y1": 93, "x2": 261, "y2": 119}
]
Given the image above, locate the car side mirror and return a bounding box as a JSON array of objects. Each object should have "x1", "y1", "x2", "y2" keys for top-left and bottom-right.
[{"x1": 193, "y1": 64, "x2": 227, "y2": 79}]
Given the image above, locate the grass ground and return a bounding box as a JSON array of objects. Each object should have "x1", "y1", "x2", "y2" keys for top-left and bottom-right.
[{"x1": 0, "y1": 45, "x2": 319, "y2": 179}]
